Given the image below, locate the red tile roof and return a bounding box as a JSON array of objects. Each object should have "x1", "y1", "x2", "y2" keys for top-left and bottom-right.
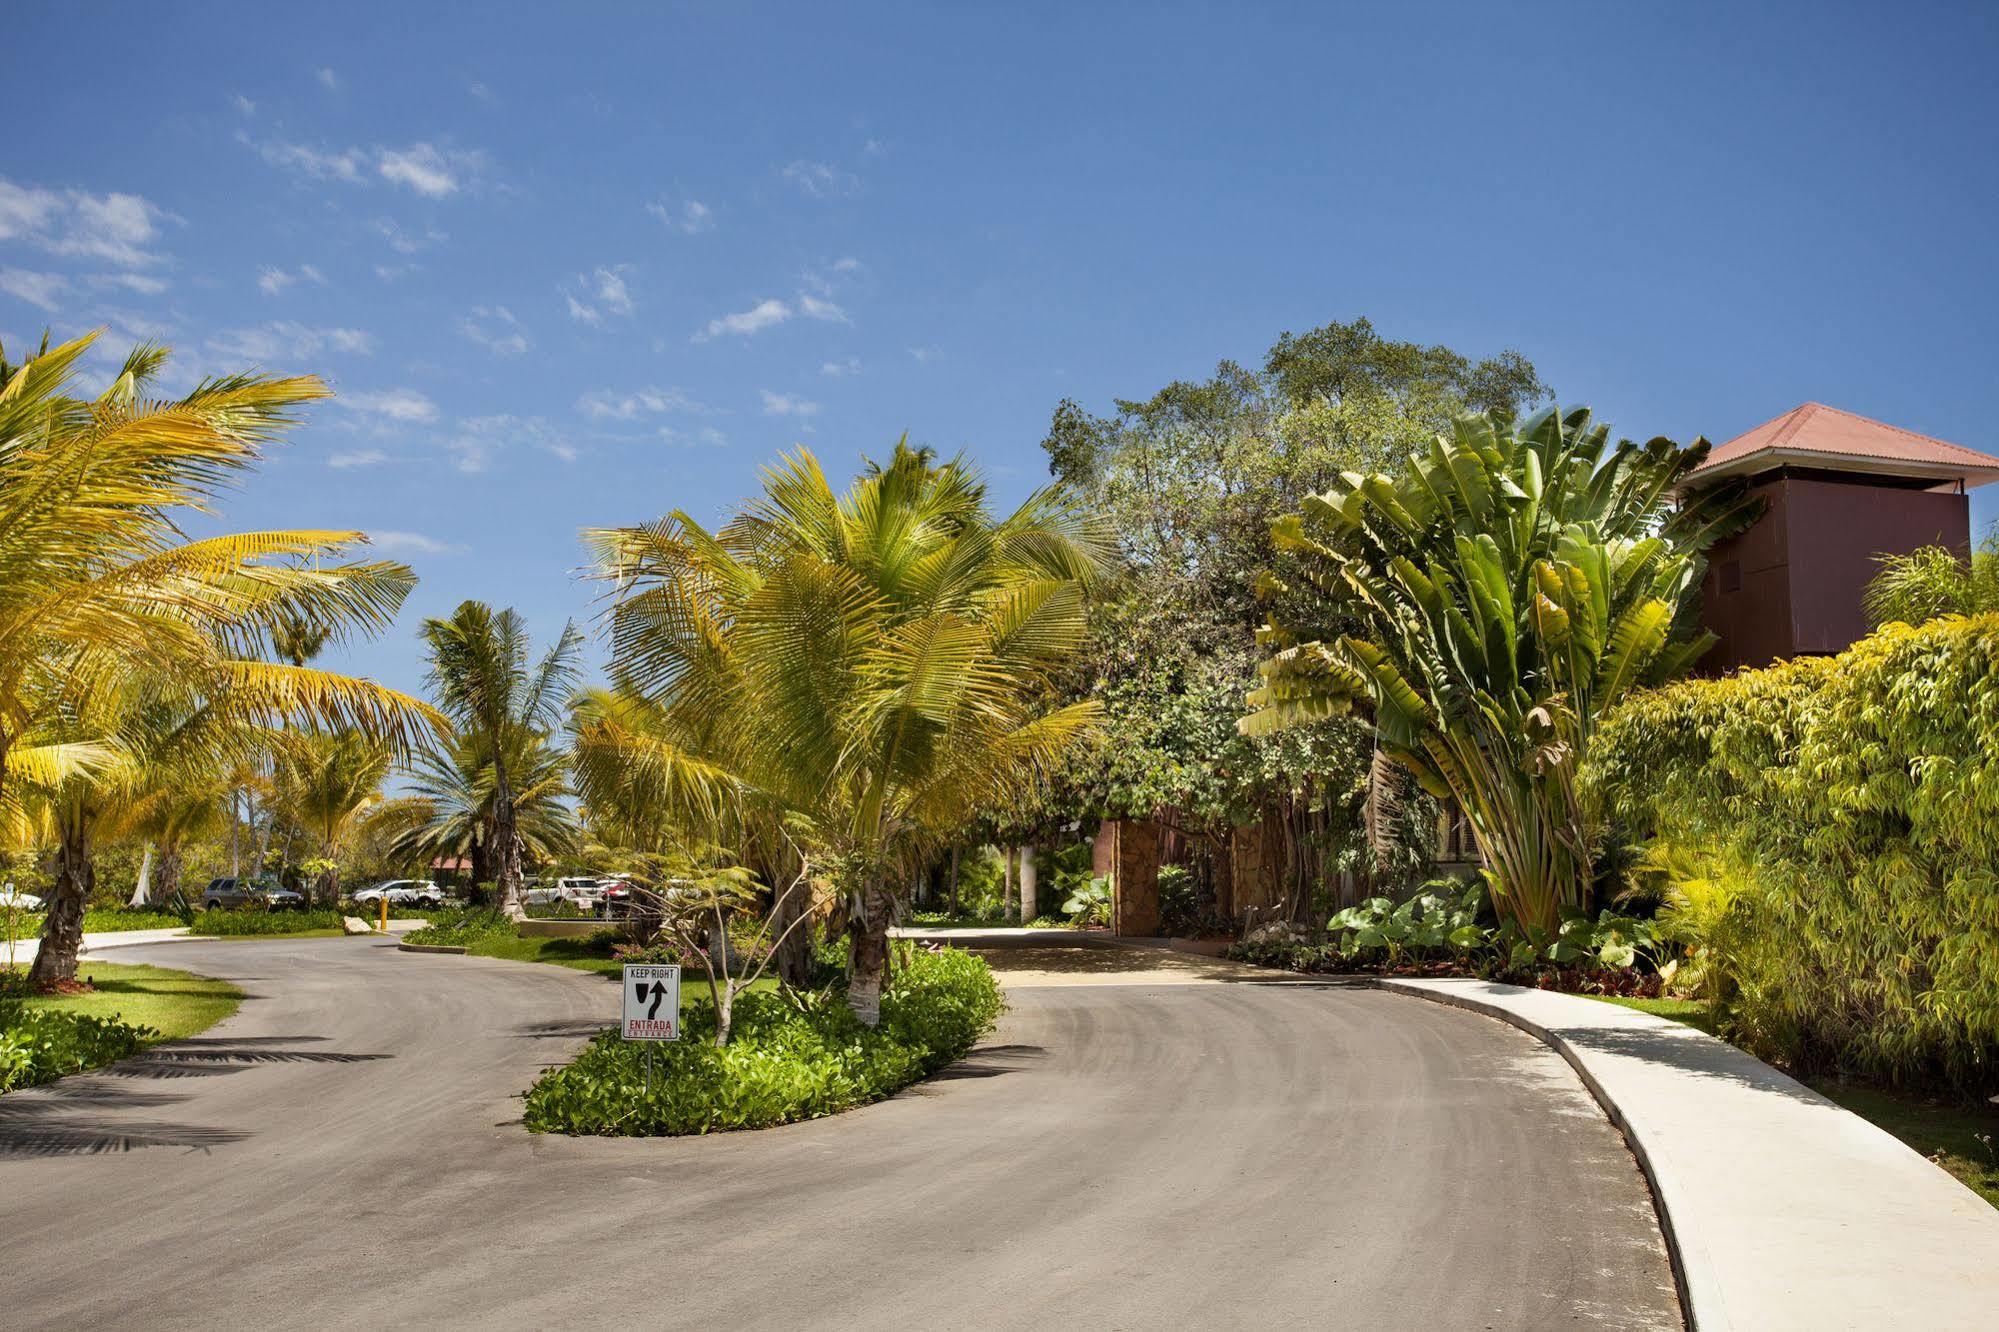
[{"x1": 1690, "y1": 402, "x2": 1999, "y2": 485}]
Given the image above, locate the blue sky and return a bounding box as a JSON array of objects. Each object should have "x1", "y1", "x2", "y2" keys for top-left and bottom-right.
[{"x1": 4, "y1": 1, "x2": 1997, "y2": 693}]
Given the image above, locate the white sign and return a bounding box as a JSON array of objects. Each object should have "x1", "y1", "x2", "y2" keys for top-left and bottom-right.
[{"x1": 621, "y1": 963, "x2": 681, "y2": 1042}]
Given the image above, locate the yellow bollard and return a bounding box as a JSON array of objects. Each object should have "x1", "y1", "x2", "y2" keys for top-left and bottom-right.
[{"x1": 379, "y1": 895, "x2": 388, "y2": 934}]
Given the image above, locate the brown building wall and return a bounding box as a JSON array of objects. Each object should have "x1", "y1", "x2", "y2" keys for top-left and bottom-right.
[{"x1": 1698, "y1": 473, "x2": 1969, "y2": 673}]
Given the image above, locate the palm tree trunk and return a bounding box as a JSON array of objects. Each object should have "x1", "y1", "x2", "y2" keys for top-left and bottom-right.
[
  {"x1": 948, "y1": 845, "x2": 961, "y2": 916},
  {"x1": 30, "y1": 815, "x2": 94, "y2": 986},
  {"x1": 130, "y1": 843, "x2": 154, "y2": 907},
  {"x1": 1002, "y1": 845, "x2": 1015, "y2": 923},
  {"x1": 158, "y1": 843, "x2": 184, "y2": 908},
  {"x1": 845, "y1": 876, "x2": 894, "y2": 1026},
  {"x1": 493, "y1": 772, "x2": 524, "y2": 919}
]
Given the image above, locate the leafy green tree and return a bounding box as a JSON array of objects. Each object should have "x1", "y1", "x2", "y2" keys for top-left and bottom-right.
[
  {"x1": 270, "y1": 731, "x2": 392, "y2": 905},
  {"x1": 1244, "y1": 406, "x2": 1758, "y2": 931},
  {"x1": 416, "y1": 603, "x2": 583, "y2": 916},
  {"x1": 1040, "y1": 318, "x2": 1550, "y2": 903},
  {"x1": 579, "y1": 443, "x2": 1107, "y2": 1023}
]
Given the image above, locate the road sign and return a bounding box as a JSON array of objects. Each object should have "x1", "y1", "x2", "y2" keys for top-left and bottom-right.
[{"x1": 621, "y1": 963, "x2": 681, "y2": 1042}]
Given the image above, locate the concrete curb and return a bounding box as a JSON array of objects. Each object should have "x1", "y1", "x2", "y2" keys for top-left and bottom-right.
[
  {"x1": 396, "y1": 942, "x2": 467, "y2": 955},
  {"x1": 1374, "y1": 976, "x2": 1999, "y2": 1331}
]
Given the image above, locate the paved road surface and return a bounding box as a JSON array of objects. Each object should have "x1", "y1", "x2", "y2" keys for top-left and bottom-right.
[{"x1": 0, "y1": 937, "x2": 1679, "y2": 1330}]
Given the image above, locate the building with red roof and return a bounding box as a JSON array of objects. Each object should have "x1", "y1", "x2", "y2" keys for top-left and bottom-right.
[{"x1": 1683, "y1": 404, "x2": 1999, "y2": 672}]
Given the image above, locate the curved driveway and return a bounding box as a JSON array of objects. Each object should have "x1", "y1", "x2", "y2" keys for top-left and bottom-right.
[{"x1": 0, "y1": 936, "x2": 1678, "y2": 1330}]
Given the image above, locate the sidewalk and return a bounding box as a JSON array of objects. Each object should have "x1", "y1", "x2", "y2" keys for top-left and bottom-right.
[
  {"x1": 1381, "y1": 977, "x2": 1999, "y2": 1331},
  {"x1": 4, "y1": 918, "x2": 429, "y2": 968},
  {"x1": 3, "y1": 926, "x2": 200, "y2": 968}
]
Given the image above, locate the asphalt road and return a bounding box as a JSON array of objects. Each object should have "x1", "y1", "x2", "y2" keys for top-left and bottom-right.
[{"x1": 0, "y1": 936, "x2": 1679, "y2": 1330}]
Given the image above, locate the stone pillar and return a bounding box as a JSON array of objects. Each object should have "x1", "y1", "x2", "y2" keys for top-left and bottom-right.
[
  {"x1": 1018, "y1": 845, "x2": 1037, "y2": 922},
  {"x1": 1109, "y1": 819, "x2": 1161, "y2": 937}
]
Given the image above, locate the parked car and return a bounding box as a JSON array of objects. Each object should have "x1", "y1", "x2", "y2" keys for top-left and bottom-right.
[
  {"x1": 201, "y1": 878, "x2": 306, "y2": 911},
  {"x1": 554, "y1": 877, "x2": 605, "y2": 908},
  {"x1": 0, "y1": 885, "x2": 43, "y2": 912},
  {"x1": 352, "y1": 879, "x2": 445, "y2": 907}
]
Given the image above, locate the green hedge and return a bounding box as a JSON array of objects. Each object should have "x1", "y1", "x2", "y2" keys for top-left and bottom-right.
[
  {"x1": 523, "y1": 945, "x2": 1005, "y2": 1136},
  {"x1": 0, "y1": 1006, "x2": 157, "y2": 1092},
  {"x1": 198, "y1": 908, "x2": 344, "y2": 936},
  {"x1": 1589, "y1": 614, "x2": 1999, "y2": 1092},
  {"x1": 2, "y1": 908, "x2": 189, "y2": 942},
  {"x1": 403, "y1": 908, "x2": 518, "y2": 947}
]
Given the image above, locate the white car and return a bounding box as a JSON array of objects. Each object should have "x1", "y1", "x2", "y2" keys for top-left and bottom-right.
[
  {"x1": 353, "y1": 879, "x2": 444, "y2": 906},
  {"x1": 0, "y1": 886, "x2": 43, "y2": 911}
]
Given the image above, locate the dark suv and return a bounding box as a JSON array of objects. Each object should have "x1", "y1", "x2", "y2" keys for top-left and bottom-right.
[{"x1": 201, "y1": 878, "x2": 307, "y2": 911}]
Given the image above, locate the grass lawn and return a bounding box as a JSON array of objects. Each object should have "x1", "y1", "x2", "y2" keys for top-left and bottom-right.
[
  {"x1": 14, "y1": 962, "x2": 243, "y2": 1041},
  {"x1": 1586, "y1": 994, "x2": 1999, "y2": 1208},
  {"x1": 207, "y1": 927, "x2": 347, "y2": 940},
  {"x1": 904, "y1": 912, "x2": 1075, "y2": 930}
]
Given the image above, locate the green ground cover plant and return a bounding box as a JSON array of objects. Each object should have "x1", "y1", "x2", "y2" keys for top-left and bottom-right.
[
  {"x1": 198, "y1": 908, "x2": 346, "y2": 936},
  {"x1": 523, "y1": 945, "x2": 1003, "y2": 1136},
  {"x1": 0, "y1": 962, "x2": 243, "y2": 1092},
  {"x1": 1589, "y1": 613, "x2": 1999, "y2": 1094}
]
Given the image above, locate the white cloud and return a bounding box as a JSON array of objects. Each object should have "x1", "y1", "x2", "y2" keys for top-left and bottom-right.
[
  {"x1": 781, "y1": 160, "x2": 859, "y2": 197},
  {"x1": 459, "y1": 305, "x2": 529, "y2": 356},
  {"x1": 257, "y1": 263, "x2": 327, "y2": 296},
  {"x1": 760, "y1": 389, "x2": 821, "y2": 418},
  {"x1": 468, "y1": 79, "x2": 497, "y2": 104},
  {"x1": 247, "y1": 135, "x2": 367, "y2": 184},
  {"x1": 374, "y1": 263, "x2": 416, "y2": 283},
  {"x1": 909, "y1": 346, "x2": 937, "y2": 364},
  {"x1": 831, "y1": 256, "x2": 862, "y2": 273},
  {"x1": 232, "y1": 93, "x2": 256, "y2": 116},
  {"x1": 448, "y1": 413, "x2": 575, "y2": 472},
  {"x1": 337, "y1": 387, "x2": 437, "y2": 423},
  {"x1": 207, "y1": 321, "x2": 375, "y2": 361},
  {"x1": 820, "y1": 357, "x2": 861, "y2": 378},
  {"x1": 0, "y1": 177, "x2": 169, "y2": 268},
  {"x1": 316, "y1": 67, "x2": 340, "y2": 91},
  {"x1": 694, "y1": 297, "x2": 791, "y2": 341},
  {"x1": 247, "y1": 137, "x2": 484, "y2": 197},
  {"x1": 565, "y1": 266, "x2": 634, "y2": 324},
  {"x1": 797, "y1": 292, "x2": 849, "y2": 324},
  {"x1": 371, "y1": 531, "x2": 464, "y2": 557},
  {"x1": 89, "y1": 272, "x2": 169, "y2": 295},
  {"x1": 327, "y1": 449, "x2": 388, "y2": 469},
  {"x1": 646, "y1": 198, "x2": 713, "y2": 234},
  {"x1": 576, "y1": 386, "x2": 713, "y2": 421},
  {"x1": 0, "y1": 268, "x2": 68, "y2": 312},
  {"x1": 374, "y1": 218, "x2": 447, "y2": 254},
  {"x1": 377, "y1": 143, "x2": 467, "y2": 198}
]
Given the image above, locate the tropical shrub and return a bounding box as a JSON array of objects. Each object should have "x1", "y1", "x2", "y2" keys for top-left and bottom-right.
[
  {"x1": 198, "y1": 908, "x2": 345, "y2": 936},
  {"x1": 522, "y1": 945, "x2": 1004, "y2": 1135},
  {"x1": 1061, "y1": 874, "x2": 1111, "y2": 927},
  {"x1": 0, "y1": 1006, "x2": 156, "y2": 1092},
  {"x1": 1243, "y1": 406, "x2": 1758, "y2": 933},
  {"x1": 1589, "y1": 614, "x2": 1999, "y2": 1092},
  {"x1": 402, "y1": 907, "x2": 518, "y2": 947}
]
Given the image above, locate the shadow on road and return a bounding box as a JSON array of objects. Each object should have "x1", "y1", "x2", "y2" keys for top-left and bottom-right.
[
  {"x1": 0, "y1": 1082, "x2": 248, "y2": 1157},
  {"x1": 926, "y1": 1042, "x2": 1046, "y2": 1082},
  {"x1": 106, "y1": 1039, "x2": 389, "y2": 1080}
]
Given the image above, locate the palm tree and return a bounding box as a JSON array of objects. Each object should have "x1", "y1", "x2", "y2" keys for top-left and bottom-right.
[
  {"x1": 372, "y1": 728, "x2": 578, "y2": 887},
  {"x1": 579, "y1": 443, "x2": 1109, "y2": 1023},
  {"x1": 416, "y1": 603, "x2": 582, "y2": 915},
  {"x1": 1244, "y1": 407, "x2": 1758, "y2": 932},
  {"x1": 271, "y1": 731, "x2": 392, "y2": 905},
  {"x1": 0, "y1": 334, "x2": 440, "y2": 979}
]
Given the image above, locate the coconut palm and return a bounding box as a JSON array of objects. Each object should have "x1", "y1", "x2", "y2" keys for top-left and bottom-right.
[
  {"x1": 415, "y1": 603, "x2": 582, "y2": 915},
  {"x1": 371, "y1": 728, "x2": 578, "y2": 887},
  {"x1": 271, "y1": 731, "x2": 393, "y2": 904},
  {"x1": 1243, "y1": 406, "x2": 1758, "y2": 932},
  {"x1": 580, "y1": 443, "x2": 1109, "y2": 1023},
  {"x1": 0, "y1": 333, "x2": 440, "y2": 978}
]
